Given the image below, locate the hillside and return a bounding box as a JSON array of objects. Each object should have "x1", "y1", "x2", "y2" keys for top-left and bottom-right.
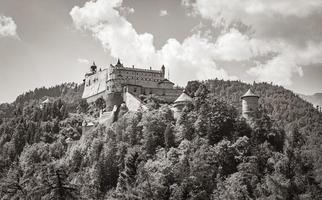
[
  {"x1": 0, "y1": 82, "x2": 84, "y2": 120},
  {"x1": 0, "y1": 80, "x2": 322, "y2": 199},
  {"x1": 299, "y1": 93, "x2": 322, "y2": 108}
]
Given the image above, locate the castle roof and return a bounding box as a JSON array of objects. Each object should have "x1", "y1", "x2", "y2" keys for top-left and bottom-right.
[
  {"x1": 175, "y1": 91, "x2": 193, "y2": 103},
  {"x1": 241, "y1": 89, "x2": 259, "y2": 99},
  {"x1": 158, "y1": 79, "x2": 174, "y2": 85}
]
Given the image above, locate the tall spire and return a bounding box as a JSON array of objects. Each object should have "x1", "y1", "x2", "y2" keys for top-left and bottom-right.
[
  {"x1": 116, "y1": 58, "x2": 123, "y2": 67},
  {"x1": 90, "y1": 61, "x2": 97, "y2": 73}
]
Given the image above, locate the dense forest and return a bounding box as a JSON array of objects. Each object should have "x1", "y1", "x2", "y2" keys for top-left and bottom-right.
[{"x1": 0, "y1": 80, "x2": 321, "y2": 200}]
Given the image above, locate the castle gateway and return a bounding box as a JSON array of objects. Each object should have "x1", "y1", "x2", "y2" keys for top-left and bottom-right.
[{"x1": 82, "y1": 59, "x2": 182, "y2": 110}]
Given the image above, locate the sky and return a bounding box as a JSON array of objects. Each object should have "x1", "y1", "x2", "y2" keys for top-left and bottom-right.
[{"x1": 1, "y1": 0, "x2": 322, "y2": 103}]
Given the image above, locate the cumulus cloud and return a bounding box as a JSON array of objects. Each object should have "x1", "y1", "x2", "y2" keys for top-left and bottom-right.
[
  {"x1": 160, "y1": 10, "x2": 168, "y2": 17},
  {"x1": 70, "y1": 0, "x2": 237, "y2": 86},
  {"x1": 70, "y1": 0, "x2": 322, "y2": 86},
  {"x1": 183, "y1": 0, "x2": 322, "y2": 23},
  {"x1": 0, "y1": 15, "x2": 18, "y2": 38},
  {"x1": 183, "y1": 0, "x2": 322, "y2": 86}
]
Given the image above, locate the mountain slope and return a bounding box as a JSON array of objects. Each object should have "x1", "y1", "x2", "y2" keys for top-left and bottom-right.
[
  {"x1": 0, "y1": 80, "x2": 322, "y2": 199},
  {"x1": 299, "y1": 93, "x2": 322, "y2": 108}
]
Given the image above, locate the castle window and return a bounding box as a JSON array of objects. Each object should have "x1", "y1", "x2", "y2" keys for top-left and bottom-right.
[{"x1": 134, "y1": 88, "x2": 137, "y2": 92}]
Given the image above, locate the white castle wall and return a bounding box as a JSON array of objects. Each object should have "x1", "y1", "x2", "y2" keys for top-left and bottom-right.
[
  {"x1": 242, "y1": 96, "x2": 259, "y2": 120},
  {"x1": 82, "y1": 69, "x2": 107, "y2": 103},
  {"x1": 123, "y1": 92, "x2": 147, "y2": 111}
]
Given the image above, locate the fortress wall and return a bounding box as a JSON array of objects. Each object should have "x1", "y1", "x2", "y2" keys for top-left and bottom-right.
[
  {"x1": 112, "y1": 67, "x2": 164, "y2": 88},
  {"x1": 124, "y1": 85, "x2": 182, "y2": 102},
  {"x1": 85, "y1": 92, "x2": 106, "y2": 103},
  {"x1": 82, "y1": 70, "x2": 107, "y2": 101},
  {"x1": 124, "y1": 92, "x2": 147, "y2": 111},
  {"x1": 106, "y1": 92, "x2": 123, "y2": 111}
]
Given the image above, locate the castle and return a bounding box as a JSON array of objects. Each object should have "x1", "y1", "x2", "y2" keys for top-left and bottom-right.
[
  {"x1": 82, "y1": 60, "x2": 260, "y2": 125},
  {"x1": 82, "y1": 59, "x2": 182, "y2": 111}
]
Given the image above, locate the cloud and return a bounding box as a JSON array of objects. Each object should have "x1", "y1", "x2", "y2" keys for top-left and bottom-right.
[
  {"x1": 183, "y1": 0, "x2": 322, "y2": 22},
  {"x1": 70, "y1": 0, "x2": 322, "y2": 87},
  {"x1": 160, "y1": 35, "x2": 238, "y2": 83},
  {"x1": 0, "y1": 15, "x2": 18, "y2": 38},
  {"x1": 70, "y1": 0, "x2": 237, "y2": 86},
  {"x1": 119, "y1": 6, "x2": 135, "y2": 16},
  {"x1": 247, "y1": 55, "x2": 303, "y2": 86},
  {"x1": 183, "y1": 0, "x2": 322, "y2": 86},
  {"x1": 77, "y1": 58, "x2": 90, "y2": 65},
  {"x1": 247, "y1": 41, "x2": 322, "y2": 85},
  {"x1": 160, "y1": 10, "x2": 168, "y2": 17}
]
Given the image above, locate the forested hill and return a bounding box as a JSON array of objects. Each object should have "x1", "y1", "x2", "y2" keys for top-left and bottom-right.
[
  {"x1": 0, "y1": 79, "x2": 322, "y2": 199},
  {"x1": 15, "y1": 82, "x2": 84, "y2": 105},
  {"x1": 187, "y1": 79, "x2": 321, "y2": 134},
  {"x1": 299, "y1": 93, "x2": 322, "y2": 109},
  {"x1": 0, "y1": 82, "x2": 84, "y2": 119}
]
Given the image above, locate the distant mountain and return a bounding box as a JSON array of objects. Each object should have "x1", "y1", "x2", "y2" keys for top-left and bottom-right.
[{"x1": 299, "y1": 93, "x2": 322, "y2": 108}]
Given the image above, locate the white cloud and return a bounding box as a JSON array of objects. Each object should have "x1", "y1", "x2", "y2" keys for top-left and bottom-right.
[
  {"x1": 246, "y1": 40, "x2": 322, "y2": 85},
  {"x1": 119, "y1": 7, "x2": 135, "y2": 16},
  {"x1": 77, "y1": 58, "x2": 90, "y2": 65},
  {"x1": 160, "y1": 10, "x2": 168, "y2": 17},
  {"x1": 0, "y1": 15, "x2": 18, "y2": 38},
  {"x1": 183, "y1": 0, "x2": 322, "y2": 23},
  {"x1": 70, "y1": 0, "x2": 237, "y2": 86},
  {"x1": 160, "y1": 35, "x2": 238, "y2": 83},
  {"x1": 183, "y1": 0, "x2": 322, "y2": 86},
  {"x1": 71, "y1": 0, "x2": 322, "y2": 87},
  {"x1": 247, "y1": 55, "x2": 303, "y2": 86}
]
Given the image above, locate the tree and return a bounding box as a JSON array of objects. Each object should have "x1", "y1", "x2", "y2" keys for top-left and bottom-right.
[
  {"x1": 78, "y1": 99, "x2": 89, "y2": 113},
  {"x1": 164, "y1": 124, "x2": 175, "y2": 151},
  {"x1": 95, "y1": 97, "x2": 106, "y2": 111},
  {"x1": 31, "y1": 165, "x2": 78, "y2": 200},
  {"x1": 185, "y1": 81, "x2": 201, "y2": 97},
  {"x1": 0, "y1": 162, "x2": 30, "y2": 200}
]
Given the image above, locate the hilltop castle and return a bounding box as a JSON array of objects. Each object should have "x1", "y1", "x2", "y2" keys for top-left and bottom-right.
[
  {"x1": 82, "y1": 60, "x2": 260, "y2": 125},
  {"x1": 82, "y1": 59, "x2": 182, "y2": 111}
]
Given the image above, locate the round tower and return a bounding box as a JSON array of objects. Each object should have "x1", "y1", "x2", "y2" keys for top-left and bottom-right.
[
  {"x1": 173, "y1": 90, "x2": 193, "y2": 119},
  {"x1": 241, "y1": 89, "x2": 259, "y2": 121}
]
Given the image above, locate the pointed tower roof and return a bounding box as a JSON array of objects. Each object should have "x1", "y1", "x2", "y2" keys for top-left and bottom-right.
[
  {"x1": 116, "y1": 58, "x2": 123, "y2": 67},
  {"x1": 90, "y1": 61, "x2": 97, "y2": 72},
  {"x1": 241, "y1": 89, "x2": 259, "y2": 99},
  {"x1": 175, "y1": 90, "x2": 193, "y2": 103}
]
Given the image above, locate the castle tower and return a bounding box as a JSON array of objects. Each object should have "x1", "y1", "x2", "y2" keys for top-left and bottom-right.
[
  {"x1": 161, "y1": 65, "x2": 165, "y2": 77},
  {"x1": 90, "y1": 62, "x2": 97, "y2": 73},
  {"x1": 173, "y1": 90, "x2": 193, "y2": 119},
  {"x1": 241, "y1": 89, "x2": 259, "y2": 121}
]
